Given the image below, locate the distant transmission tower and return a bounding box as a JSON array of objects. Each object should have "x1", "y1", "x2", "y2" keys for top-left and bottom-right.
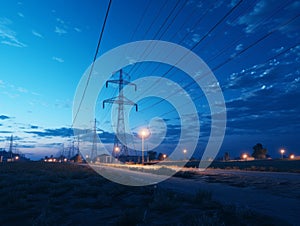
[
  {"x1": 8, "y1": 135, "x2": 13, "y2": 153},
  {"x1": 90, "y1": 118, "x2": 98, "y2": 161},
  {"x1": 103, "y1": 69, "x2": 137, "y2": 158}
]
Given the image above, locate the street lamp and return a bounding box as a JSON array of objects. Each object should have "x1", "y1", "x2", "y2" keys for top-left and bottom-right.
[
  {"x1": 139, "y1": 128, "x2": 150, "y2": 164},
  {"x1": 114, "y1": 146, "x2": 120, "y2": 157},
  {"x1": 183, "y1": 149, "x2": 187, "y2": 160},
  {"x1": 242, "y1": 153, "x2": 248, "y2": 161},
  {"x1": 280, "y1": 149, "x2": 285, "y2": 159},
  {"x1": 163, "y1": 154, "x2": 167, "y2": 160},
  {"x1": 290, "y1": 154, "x2": 295, "y2": 160}
]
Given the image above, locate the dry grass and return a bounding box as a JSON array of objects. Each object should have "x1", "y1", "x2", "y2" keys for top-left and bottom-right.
[{"x1": 0, "y1": 162, "x2": 289, "y2": 225}]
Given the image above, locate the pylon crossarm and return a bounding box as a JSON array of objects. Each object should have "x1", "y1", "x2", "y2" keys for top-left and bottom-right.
[
  {"x1": 106, "y1": 80, "x2": 120, "y2": 87},
  {"x1": 106, "y1": 80, "x2": 137, "y2": 91},
  {"x1": 123, "y1": 81, "x2": 137, "y2": 91}
]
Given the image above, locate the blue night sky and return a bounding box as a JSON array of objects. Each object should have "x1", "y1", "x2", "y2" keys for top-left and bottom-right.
[{"x1": 0, "y1": 0, "x2": 299, "y2": 160}]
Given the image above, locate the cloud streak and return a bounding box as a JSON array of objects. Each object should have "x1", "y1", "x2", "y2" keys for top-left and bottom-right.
[
  {"x1": 234, "y1": 0, "x2": 300, "y2": 37},
  {"x1": 32, "y1": 30, "x2": 43, "y2": 38},
  {"x1": 52, "y1": 56, "x2": 64, "y2": 63},
  {"x1": 0, "y1": 17, "x2": 26, "y2": 47},
  {"x1": 54, "y1": 26, "x2": 67, "y2": 35},
  {"x1": 26, "y1": 127, "x2": 74, "y2": 138}
]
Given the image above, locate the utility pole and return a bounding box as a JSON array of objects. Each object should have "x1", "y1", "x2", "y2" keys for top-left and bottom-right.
[
  {"x1": 103, "y1": 69, "x2": 138, "y2": 159},
  {"x1": 8, "y1": 135, "x2": 14, "y2": 160},
  {"x1": 90, "y1": 118, "x2": 97, "y2": 162},
  {"x1": 8, "y1": 135, "x2": 13, "y2": 153},
  {"x1": 77, "y1": 135, "x2": 80, "y2": 155}
]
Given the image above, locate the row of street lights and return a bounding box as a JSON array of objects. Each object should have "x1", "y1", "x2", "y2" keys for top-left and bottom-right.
[
  {"x1": 138, "y1": 128, "x2": 188, "y2": 163},
  {"x1": 241, "y1": 149, "x2": 296, "y2": 160},
  {"x1": 280, "y1": 149, "x2": 295, "y2": 159}
]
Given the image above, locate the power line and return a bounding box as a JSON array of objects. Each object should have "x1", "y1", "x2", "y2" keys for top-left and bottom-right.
[
  {"x1": 141, "y1": 0, "x2": 169, "y2": 39},
  {"x1": 72, "y1": 0, "x2": 112, "y2": 128},
  {"x1": 128, "y1": 0, "x2": 183, "y2": 76},
  {"x1": 137, "y1": 0, "x2": 244, "y2": 107},
  {"x1": 130, "y1": 0, "x2": 215, "y2": 77},
  {"x1": 160, "y1": 42, "x2": 300, "y2": 120},
  {"x1": 160, "y1": 43, "x2": 300, "y2": 118},
  {"x1": 158, "y1": 0, "x2": 292, "y2": 88},
  {"x1": 140, "y1": 13, "x2": 300, "y2": 113},
  {"x1": 128, "y1": 0, "x2": 152, "y2": 42}
]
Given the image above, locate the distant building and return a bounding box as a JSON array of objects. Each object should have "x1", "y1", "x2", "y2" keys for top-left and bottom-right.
[
  {"x1": 95, "y1": 154, "x2": 113, "y2": 163},
  {"x1": 0, "y1": 149, "x2": 28, "y2": 162}
]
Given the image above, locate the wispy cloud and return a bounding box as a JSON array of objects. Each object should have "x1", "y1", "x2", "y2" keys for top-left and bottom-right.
[
  {"x1": 54, "y1": 26, "x2": 67, "y2": 35},
  {"x1": 1, "y1": 40, "x2": 25, "y2": 47},
  {"x1": 52, "y1": 56, "x2": 64, "y2": 63},
  {"x1": 1, "y1": 79, "x2": 40, "y2": 99},
  {"x1": 54, "y1": 99, "x2": 71, "y2": 109},
  {"x1": 17, "y1": 87, "x2": 28, "y2": 93},
  {"x1": 74, "y1": 27, "x2": 81, "y2": 32},
  {"x1": 26, "y1": 127, "x2": 74, "y2": 138},
  {"x1": 235, "y1": 43, "x2": 243, "y2": 51},
  {"x1": 17, "y1": 12, "x2": 24, "y2": 18},
  {"x1": 0, "y1": 17, "x2": 27, "y2": 47},
  {"x1": 233, "y1": 0, "x2": 300, "y2": 37},
  {"x1": 56, "y1": 18, "x2": 65, "y2": 24},
  {"x1": 54, "y1": 17, "x2": 68, "y2": 35},
  {"x1": 32, "y1": 30, "x2": 43, "y2": 38}
]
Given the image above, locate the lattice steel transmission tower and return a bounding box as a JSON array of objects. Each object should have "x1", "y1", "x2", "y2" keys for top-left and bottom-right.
[{"x1": 103, "y1": 69, "x2": 137, "y2": 158}]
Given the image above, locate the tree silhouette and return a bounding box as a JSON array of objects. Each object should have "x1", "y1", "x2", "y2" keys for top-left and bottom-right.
[
  {"x1": 157, "y1": 153, "x2": 164, "y2": 161},
  {"x1": 224, "y1": 152, "x2": 230, "y2": 161},
  {"x1": 251, "y1": 143, "x2": 267, "y2": 159},
  {"x1": 148, "y1": 151, "x2": 157, "y2": 161}
]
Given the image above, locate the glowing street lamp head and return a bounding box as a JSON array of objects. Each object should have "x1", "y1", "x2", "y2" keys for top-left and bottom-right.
[
  {"x1": 290, "y1": 154, "x2": 295, "y2": 159},
  {"x1": 280, "y1": 149, "x2": 285, "y2": 154},
  {"x1": 242, "y1": 153, "x2": 248, "y2": 159},
  {"x1": 114, "y1": 146, "x2": 120, "y2": 152},
  {"x1": 183, "y1": 149, "x2": 187, "y2": 154},
  {"x1": 139, "y1": 128, "x2": 150, "y2": 138}
]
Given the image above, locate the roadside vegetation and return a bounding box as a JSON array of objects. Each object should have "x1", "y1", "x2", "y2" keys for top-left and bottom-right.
[
  {"x1": 209, "y1": 159, "x2": 300, "y2": 173},
  {"x1": 0, "y1": 162, "x2": 289, "y2": 225}
]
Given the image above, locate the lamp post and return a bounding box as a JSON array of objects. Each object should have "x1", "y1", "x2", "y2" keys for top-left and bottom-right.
[
  {"x1": 139, "y1": 128, "x2": 150, "y2": 164},
  {"x1": 280, "y1": 149, "x2": 285, "y2": 159},
  {"x1": 114, "y1": 146, "x2": 120, "y2": 157},
  {"x1": 183, "y1": 149, "x2": 187, "y2": 160},
  {"x1": 242, "y1": 153, "x2": 248, "y2": 161}
]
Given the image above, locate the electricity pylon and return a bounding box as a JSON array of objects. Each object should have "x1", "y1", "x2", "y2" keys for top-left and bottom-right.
[{"x1": 103, "y1": 69, "x2": 137, "y2": 158}]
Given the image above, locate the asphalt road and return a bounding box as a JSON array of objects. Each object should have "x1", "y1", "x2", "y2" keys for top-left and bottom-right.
[
  {"x1": 160, "y1": 173, "x2": 300, "y2": 225},
  {"x1": 90, "y1": 164, "x2": 300, "y2": 225}
]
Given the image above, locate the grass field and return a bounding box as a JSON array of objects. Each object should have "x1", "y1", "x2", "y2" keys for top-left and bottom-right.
[
  {"x1": 209, "y1": 159, "x2": 300, "y2": 173},
  {"x1": 181, "y1": 159, "x2": 300, "y2": 173},
  {"x1": 0, "y1": 162, "x2": 289, "y2": 225}
]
